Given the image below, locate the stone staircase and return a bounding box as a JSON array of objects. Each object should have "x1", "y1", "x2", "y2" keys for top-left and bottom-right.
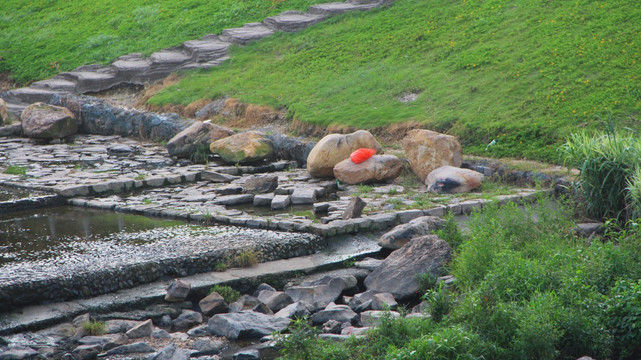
[{"x1": 1, "y1": 0, "x2": 392, "y2": 119}]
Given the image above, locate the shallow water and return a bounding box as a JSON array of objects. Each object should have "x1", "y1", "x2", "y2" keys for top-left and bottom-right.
[
  {"x1": 0, "y1": 187, "x2": 41, "y2": 202},
  {"x1": 0, "y1": 206, "x2": 184, "y2": 265}
]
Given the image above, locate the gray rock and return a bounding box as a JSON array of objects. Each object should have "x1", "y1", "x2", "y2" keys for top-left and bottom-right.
[
  {"x1": 0, "y1": 347, "x2": 40, "y2": 360},
  {"x1": 266, "y1": 133, "x2": 315, "y2": 167},
  {"x1": 151, "y1": 329, "x2": 171, "y2": 339},
  {"x1": 378, "y1": 216, "x2": 446, "y2": 250},
  {"x1": 371, "y1": 293, "x2": 397, "y2": 311},
  {"x1": 270, "y1": 194, "x2": 291, "y2": 210},
  {"x1": 232, "y1": 349, "x2": 261, "y2": 360},
  {"x1": 208, "y1": 311, "x2": 291, "y2": 340},
  {"x1": 322, "y1": 319, "x2": 343, "y2": 334},
  {"x1": 253, "y1": 193, "x2": 275, "y2": 207},
  {"x1": 201, "y1": 170, "x2": 239, "y2": 183},
  {"x1": 187, "y1": 325, "x2": 209, "y2": 338},
  {"x1": 191, "y1": 339, "x2": 224, "y2": 356},
  {"x1": 125, "y1": 319, "x2": 154, "y2": 339},
  {"x1": 199, "y1": 292, "x2": 229, "y2": 316},
  {"x1": 311, "y1": 303, "x2": 358, "y2": 325},
  {"x1": 73, "y1": 344, "x2": 101, "y2": 360},
  {"x1": 348, "y1": 291, "x2": 375, "y2": 312},
  {"x1": 165, "y1": 279, "x2": 191, "y2": 302},
  {"x1": 575, "y1": 222, "x2": 605, "y2": 236},
  {"x1": 364, "y1": 235, "x2": 452, "y2": 300},
  {"x1": 342, "y1": 196, "x2": 366, "y2": 220},
  {"x1": 426, "y1": 166, "x2": 483, "y2": 194},
  {"x1": 103, "y1": 334, "x2": 128, "y2": 351},
  {"x1": 354, "y1": 257, "x2": 384, "y2": 271},
  {"x1": 252, "y1": 303, "x2": 274, "y2": 315},
  {"x1": 290, "y1": 188, "x2": 317, "y2": 205},
  {"x1": 166, "y1": 120, "x2": 232, "y2": 159},
  {"x1": 220, "y1": 23, "x2": 274, "y2": 45},
  {"x1": 78, "y1": 335, "x2": 112, "y2": 346},
  {"x1": 0, "y1": 124, "x2": 23, "y2": 137},
  {"x1": 274, "y1": 301, "x2": 315, "y2": 319},
  {"x1": 105, "y1": 342, "x2": 155, "y2": 355},
  {"x1": 285, "y1": 278, "x2": 346, "y2": 311},
  {"x1": 263, "y1": 10, "x2": 325, "y2": 32},
  {"x1": 299, "y1": 273, "x2": 359, "y2": 295},
  {"x1": 243, "y1": 175, "x2": 278, "y2": 194},
  {"x1": 253, "y1": 283, "x2": 277, "y2": 297},
  {"x1": 341, "y1": 326, "x2": 370, "y2": 336},
  {"x1": 229, "y1": 295, "x2": 262, "y2": 313},
  {"x1": 257, "y1": 290, "x2": 294, "y2": 312},
  {"x1": 21, "y1": 102, "x2": 77, "y2": 139},
  {"x1": 214, "y1": 184, "x2": 243, "y2": 195},
  {"x1": 148, "y1": 343, "x2": 190, "y2": 360},
  {"x1": 195, "y1": 98, "x2": 227, "y2": 119},
  {"x1": 213, "y1": 194, "x2": 254, "y2": 205},
  {"x1": 360, "y1": 310, "x2": 400, "y2": 327},
  {"x1": 172, "y1": 310, "x2": 203, "y2": 331}
]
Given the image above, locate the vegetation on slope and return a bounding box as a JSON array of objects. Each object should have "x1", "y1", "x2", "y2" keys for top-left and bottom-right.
[
  {"x1": 278, "y1": 198, "x2": 641, "y2": 359},
  {"x1": 0, "y1": 0, "x2": 327, "y2": 85},
  {"x1": 149, "y1": 0, "x2": 641, "y2": 162}
]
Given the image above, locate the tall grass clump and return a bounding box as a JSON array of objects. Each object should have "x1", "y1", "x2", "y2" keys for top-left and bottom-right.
[{"x1": 561, "y1": 127, "x2": 641, "y2": 221}]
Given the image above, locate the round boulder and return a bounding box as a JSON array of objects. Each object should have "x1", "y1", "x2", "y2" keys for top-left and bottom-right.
[
  {"x1": 333, "y1": 155, "x2": 403, "y2": 185},
  {"x1": 401, "y1": 129, "x2": 462, "y2": 181},
  {"x1": 21, "y1": 102, "x2": 77, "y2": 139},
  {"x1": 210, "y1": 131, "x2": 274, "y2": 164},
  {"x1": 307, "y1": 130, "x2": 382, "y2": 178},
  {"x1": 426, "y1": 165, "x2": 483, "y2": 194},
  {"x1": 166, "y1": 120, "x2": 233, "y2": 159}
]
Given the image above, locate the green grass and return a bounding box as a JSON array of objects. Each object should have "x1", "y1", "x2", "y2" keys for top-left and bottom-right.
[
  {"x1": 150, "y1": 0, "x2": 641, "y2": 162},
  {"x1": 0, "y1": 0, "x2": 329, "y2": 85},
  {"x1": 2, "y1": 165, "x2": 27, "y2": 176},
  {"x1": 82, "y1": 320, "x2": 106, "y2": 336}
]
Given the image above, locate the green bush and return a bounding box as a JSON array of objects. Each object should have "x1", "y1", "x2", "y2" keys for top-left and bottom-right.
[
  {"x1": 423, "y1": 283, "x2": 452, "y2": 323},
  {"x1": 561, "y1": 128, "x2": 641, "y2": 221},
  {"x1": 435, "y1": 212, "x2": 465, "y2": 250},
  {"x1": 82, "y1": 320, "x2": 106, "y2": 336},
  {"x1": 606, "y1": 279, "x2": 641, "y2": 360},
  {"x1": 208, "y1": 285, "x2": 240, "y2": 303}
]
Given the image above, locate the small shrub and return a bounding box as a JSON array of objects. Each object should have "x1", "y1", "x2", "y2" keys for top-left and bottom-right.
[
  {"x1": 234, "y1": 249, "x2": 261, "y2": 267},
  {"x1": 435, "y1": 212, "x2": 465, "y2": 250},
  {"x1": 277, "y1": 318, "x2": 321, "y2": 360},
  {"x1": 416, "y1": 272, "x2": 438, "y2": 295},
  {"x1": 606, "y1": 279, "x2": 641, "y2": 360},
  {"x1": 134, "y1": 172, "x2": 147, "y2": 180},
  {"x1": 190, "y1": 144, "x2": 212, "y2": 164},
  {"x1": 82, "y1": 320, "x2": 106, "y2": 336},
  {"x1": 355, "y1": 184, "x2": 373, "y2": 196},
  {"x1": 209, "y1": 285, "x2": 240, "y2": 303},
  {"x1": 423, "y1": 282, "x2": 452, "y2": 323},
  {"x1": 3, "y1": 165, "x2": 27, "y2": 175},
  {"x1": 214, "y1": 262, "x2": 229, "y2": 272}
]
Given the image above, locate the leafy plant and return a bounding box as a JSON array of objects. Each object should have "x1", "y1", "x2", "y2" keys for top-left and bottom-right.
[
  {"x1": 134, "y1": 172, "x2": 147, "y2": 181},
  {"x1": 141, "y1": 198, "x2": 154, "y2": 205},
  {"x1": 82, "y1": 320, "x2": 106, "y2": 336},
  {"x1": 214, "y1": 262, "x2": 229, "y2": 272},
  {"x1": 606, "y1": 279, "x2": 641, "y2": 360},
  {"x1": 435, "y1": 212, "x2": 465, "y2": 250},
  {"x1": 423, "y1": 282, "x2": 452, "y2": 323},
  {"x1": 209, "y1": 284, "x2": 240, "y2": 303},
  {"x1": 416, "y1": 272, "x2": 438, "y2": 295},
  {"x1": 277, "y1": 318, "x2": 321, "y2": 360}
]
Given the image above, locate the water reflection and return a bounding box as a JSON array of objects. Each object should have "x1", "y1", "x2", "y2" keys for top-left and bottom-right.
[{"x1": 0, "y1": 206, "x2": 183, "y2": 265}]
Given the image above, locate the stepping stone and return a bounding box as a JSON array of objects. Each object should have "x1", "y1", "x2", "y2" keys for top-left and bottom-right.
[
  {"x1": 183, "y1": 38, "x2": 230, "y2": 63},
  {"x1": 221, "y1": 23, "x2": 274, "y2": 45},
  {"x1": 290, "y1": 188, "x2": 318, "y2": 205},
  {"x1": 263, "y1": 11, "x2": 326, "y2": 32},
  {"x1": 58, "y1": 70, "x2": 119, "y2": 93},
  {"x1": 148, "y1": 49, "x2": 192, "y2": 78},
  {"x1": 309, "y1": 2, "x2": 370, "y2": 15},
  {"x1": 112, "y1": 53, "x2": 152, "y2": 81},
  {"x1": 30, "y1": 77, "x2": 77, "y2": 92},
  {"x1": 4, "y1": 87, "x2": 57, "y2": 104},
  {"x1": 271, "y1": 194, "x2": 291, "y2": 210}
]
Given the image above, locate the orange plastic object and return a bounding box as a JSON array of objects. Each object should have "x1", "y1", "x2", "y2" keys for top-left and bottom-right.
[{"x1": 350, "y1": 148, "x2": 376, "y2": 164}]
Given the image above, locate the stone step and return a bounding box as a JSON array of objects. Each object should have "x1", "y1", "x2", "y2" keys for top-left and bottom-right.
[
  {"x1": 263, "y1": 11, "x2": 326, "y2": 32},
  {"x1": 112, "y1": 53, "x2": 152, "y2": 83},
  {"x1": 309, "y1": 1, "x2": 380, "y2": 15},
  {"x1": 3, "y1": 87, "x2": 57, "y2": 105},
  {"x1": 5, "y1": 102, "x2": 27, "y2": 119},
  {"x1": 147, "y1": 49, "x2": 192, "y2": 79},
  {"x1": 30, "y1": 78, "x2": 77, "y2": 92},
  {"x1": 220, "y1": 23, "x2": 274, "y2": 45},
  {"x1": 182, "y1": 37, "x2": 230, "y2": 63},
  {"x1": 57, "y1": 70, "x2": 120, "y2": 93},
  {"x1": 178, "y1": 55, "x2": 230, "y2": 71}
]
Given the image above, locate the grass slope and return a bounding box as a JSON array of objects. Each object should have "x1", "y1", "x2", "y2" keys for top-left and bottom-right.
[
  {"x1": 149, "y1": 0, "x2": 641, "y2": 162},
  {"x1": 0, "y1": 0, "x2": 326, "y2": 85}
]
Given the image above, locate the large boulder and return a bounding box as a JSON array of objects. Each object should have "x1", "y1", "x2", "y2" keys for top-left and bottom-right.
[
  {"x1": 426, "y1": 166, "x2": 483, "y2": 194},
  {"x1": 285, "y1": 278, "x2": 346, "y2": 311},
  {"x1": 21, "y1": 102, "x2": 77, "y2": 139},
  {"x1": 207, "y1": 311, "x2": 291, "y2": 340},
  {"x1": 364, "y1": 235, "x2": 452, "y2": 300},
  {"x1": 401, "y1": 129, "x2": 462, "y2": 181},
  {"x1": 267, "y1": 133, "x2": 316, "y2": 167},
  {"x1": 333, "y1": 155, "x2": 403, "y2": 184},
  {"x1": 210, "y1": 131, "x2": 274, "y2": 164},
  {"x1": 166, "y1": 120, "x2": 233, "y2": 159},
  {"x1": 306, "y1": 130, "x2": 382, "y2": 178},
  {"x1": 378, "y1": 216, "x2": 446, "y2": 249},
  {"x1": 0, "y1": 98, "x2": 7, "y2": 124}
]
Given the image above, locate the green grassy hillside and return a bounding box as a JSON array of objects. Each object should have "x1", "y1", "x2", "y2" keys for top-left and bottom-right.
[
  {"x1": 149, "y1": 0, "x2": 641, "y2": 162},
  {"x1": 0, "y1": 0, "x2": 326, "y2": 84}
]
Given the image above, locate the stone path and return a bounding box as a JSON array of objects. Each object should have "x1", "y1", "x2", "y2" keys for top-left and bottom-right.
[{"x1": 0, "y1": 0, "x2": 393, "y2": 119}]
